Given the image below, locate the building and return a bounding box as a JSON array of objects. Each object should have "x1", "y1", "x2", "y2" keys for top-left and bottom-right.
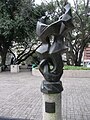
[{"x1": 83, "y1": 45, "x2": 90, "y2": 66}]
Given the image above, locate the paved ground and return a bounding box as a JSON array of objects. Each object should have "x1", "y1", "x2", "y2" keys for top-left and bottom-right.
[{"x1": 0, "y1": 71, "x2": 90, "y2": 120}]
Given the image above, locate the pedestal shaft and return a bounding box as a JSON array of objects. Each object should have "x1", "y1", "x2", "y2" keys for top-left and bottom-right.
[{"x1": 42, "y1": 93, "x2": 62, "y2": 120}]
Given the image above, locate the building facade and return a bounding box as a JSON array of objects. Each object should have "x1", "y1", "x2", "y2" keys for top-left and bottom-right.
[{"x1": 83, "y1": 45, "x2": 90, "y2": 66}]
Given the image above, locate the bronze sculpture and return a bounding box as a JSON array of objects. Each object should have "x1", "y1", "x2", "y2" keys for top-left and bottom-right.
[{"x1": 36, "y1": 2, "x2": 74, "y2": 94}]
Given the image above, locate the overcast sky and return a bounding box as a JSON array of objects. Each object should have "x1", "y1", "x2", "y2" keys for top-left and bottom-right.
[{"x1": 35, "y1": 0, "x2": 74, "y2": 6}]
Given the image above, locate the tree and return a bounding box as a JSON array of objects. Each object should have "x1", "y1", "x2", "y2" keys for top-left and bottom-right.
[
  {"x1": 37, "y1": 0, "x2": 90, "y2": 66},
  {"x1": 41, "y1": 0, "x2": 90, "y2": 66},
  {"x1": 1, "y1": 0, "x2": 89, "y2": 68},
  {"x1": 42, "y1": 0, "x2": 90, "y2": 66},
  {"x1": 0, "y1": 0, "x2": 27, "y2": 68},
  {"x1": 9, "y1": 0, "x2": 47, "y2": 65},
  {"x1": 65, "y1": 0, "x2": 90, "y2": 66},
  {"x1": 0, "y1": 0, "x2": 46, "y2": 70}
]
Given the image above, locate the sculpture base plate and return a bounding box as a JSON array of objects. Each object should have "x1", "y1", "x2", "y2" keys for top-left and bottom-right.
[{"x1": 41, "y1": 80, "x2": 63, "y2": 94}]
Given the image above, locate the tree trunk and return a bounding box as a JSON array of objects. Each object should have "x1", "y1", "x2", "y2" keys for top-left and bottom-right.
[
  {"x1": 77, "y1": 56, "x2": 82, "y2": 66},
  {"x1": 74, "y1": 51, "x2": 79, "y2": 66},
  {"x1": 66, "y1": 52, "x2": 71, "y2": 65},
  {"x1": 74, "y1": 50, "x2": 83, "y2": 66},
  {"x1": 77, "y1": 48, "x2": 84, "y2": 66},
  {"x1": 1, "y1": 51, "x2": 7, "y2": 71}
]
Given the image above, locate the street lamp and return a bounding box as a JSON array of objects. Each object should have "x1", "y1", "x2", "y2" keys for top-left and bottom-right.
[{"x1": 36, "y1": 2, "x2": 74, "y2": 120}]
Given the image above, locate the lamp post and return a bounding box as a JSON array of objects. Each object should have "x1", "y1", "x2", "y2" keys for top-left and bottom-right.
[{"x1": 36, "y1": 2, "x2": 74, "y2": 120}]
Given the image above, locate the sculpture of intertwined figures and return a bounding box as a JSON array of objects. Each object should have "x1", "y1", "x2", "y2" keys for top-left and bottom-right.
[{"x1": 36, "y1": 3, "x2": 74, "y2": 82}]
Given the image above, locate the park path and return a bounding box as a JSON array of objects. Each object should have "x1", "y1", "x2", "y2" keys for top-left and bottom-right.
[{"x1": 0, "y1": 71, "x2": 90, "y2": 120}]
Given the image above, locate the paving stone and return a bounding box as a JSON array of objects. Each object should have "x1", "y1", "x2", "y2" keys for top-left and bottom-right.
[{"x1": 0, "y1": 71, "x2": 90, "y2": 120}]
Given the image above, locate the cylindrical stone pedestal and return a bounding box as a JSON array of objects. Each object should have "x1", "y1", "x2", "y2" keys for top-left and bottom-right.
[
  {"x1": 42, "y1": 93, "x2": 62, "y2": 120},
  {"x1": 41, "y1": 80, "x2": 63, "y2": 120}
]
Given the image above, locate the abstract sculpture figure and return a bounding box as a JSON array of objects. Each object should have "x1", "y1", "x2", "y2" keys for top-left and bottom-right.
[
  {"x1": 36, "y1": 2, "x2": 74, "y2": 88},
  {"x1": 36, "y1": 2, "x2": 74, "y2": 120}
]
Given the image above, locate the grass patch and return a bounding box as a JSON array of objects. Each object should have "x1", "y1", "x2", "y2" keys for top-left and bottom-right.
[{"x1": 64, "y1": 65, "x2": 90, "y2": 70}]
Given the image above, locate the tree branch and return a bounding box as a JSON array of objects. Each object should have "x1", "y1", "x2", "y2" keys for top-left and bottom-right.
[
  {"x1": 16, "y1": 43, "x2": 42, "y2": 64},
  {"x1": 8, "y1": 48, "x2": 16, "y2": 59}
]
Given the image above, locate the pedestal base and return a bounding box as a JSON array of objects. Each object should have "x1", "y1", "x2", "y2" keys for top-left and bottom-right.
[
  {"x1": 41, "y1": 80, "x2": 63, "y2": 120},
  {"x1": 42, "y1": 93, "x2": 62, "y2": 120}
]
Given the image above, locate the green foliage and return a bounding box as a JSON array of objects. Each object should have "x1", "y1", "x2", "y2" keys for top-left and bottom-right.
[
  {"x1": 64, "y1": 0, "x2": 90, "y2": 66},
  {"x1": 64, "y1": 65, "x2": 90, "y2": 70},
  {"x1": 0, "y1": 0, "x2": 47, "y2": 66},
  {"x1": 0, "y1": 0, "x2": 45, "y2": 41},
  {"x1": 0, "y1": 17, "x2": 13, "y2": 37},
  {"x1": 0, "y1": 0, "x2": 25, "y2": 40}
]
